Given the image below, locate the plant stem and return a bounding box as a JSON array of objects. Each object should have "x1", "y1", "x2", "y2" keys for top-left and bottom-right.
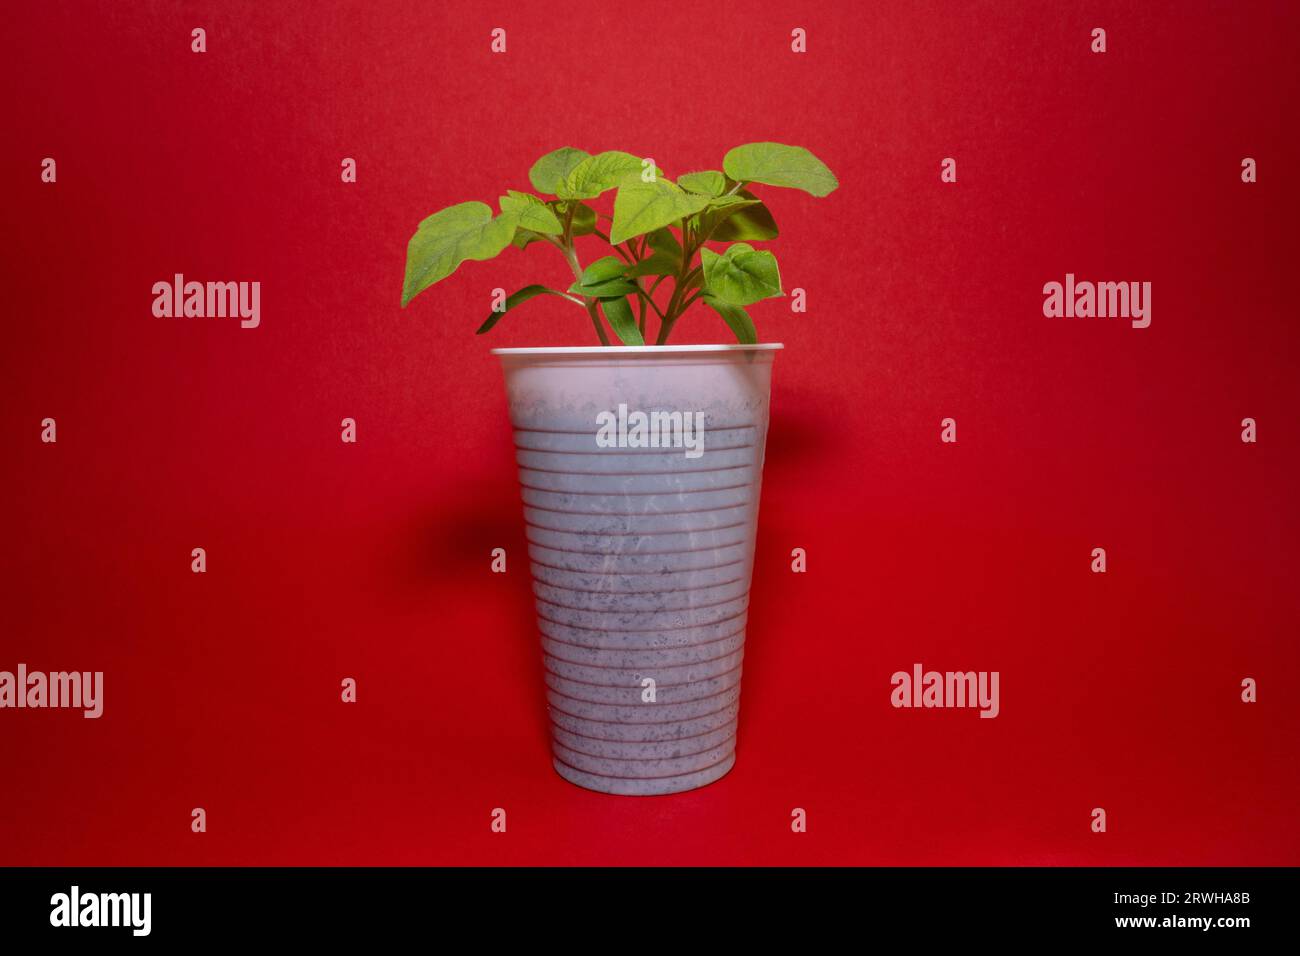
[
  {"x1": 585, "y1": 300, "x2": 611, "y2": 345},
  {"x1": 562, "y1": 203, "x2": 576, "y2": 243},
  {"x1": 654, "y1": 216, "x2": 708, "y2": 345},
  {"x1": 657, "y1": 281, "x2": 685, "y2": 345},
  {"x1": 556, "y1": 230, "x2": 610, "y2": 346},
  {"x1": 635, "y1": 286, "x2": 665, "y2": 320}
]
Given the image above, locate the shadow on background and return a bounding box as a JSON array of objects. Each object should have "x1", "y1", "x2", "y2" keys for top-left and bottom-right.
[{"x1": 387, "y1": 476, "x2": 549, "y2": 751}]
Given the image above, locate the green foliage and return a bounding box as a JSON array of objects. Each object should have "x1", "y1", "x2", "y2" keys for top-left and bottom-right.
[
  {"x1": 566, "y1": 201, "x2": 598, "y2": 236},
  {"x1": 610, "y1": 180, "x2": 711, "y2": 245},
  {"x1": 700, "y1": 243, "x2": 783, "y2": 306},
  {"x1": 557, "y1": 151, "x2": 649, "y2": 200},
  {"x1": 476, "y1": 285, "x2": 571, "y2": 334},
  {"x1": 401, "y1": 142, "x2": 837, "y2": 344},
  {"x1": 702, "y1": 297, "x2": 757, "y2": 344},
  {"x1": 499, "y1": 191, "x2": 562, "y2": 235},
  {"x1": 402, "y1": 201, "x2": 517, "y2": 307},
  {"x1": 568, "y1": 255, "x2": 638, "y2": 298},
  {"x1": 677, "y1": 170, "x2": 728, "y2": 197},
  {"x1": 600, "y1": 295, "x2": 644, "y2": 345},
  {"x1": 629, "y1": 229, "x2": 682, "y2": 277},
  {"x1": 722, "y1": 142, "x2": 839, "y2": 197},
  {"x1": 707, "y1": 190, "x2": 778, "y2": 242},
  {"x1": 528, "y1": 147, "x2": 589, "y2": 193}
]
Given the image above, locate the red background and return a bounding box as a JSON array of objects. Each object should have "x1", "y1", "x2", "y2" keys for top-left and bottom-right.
[{"x1": 3, "y1": 1, "x2": 1298, "y2": 865}]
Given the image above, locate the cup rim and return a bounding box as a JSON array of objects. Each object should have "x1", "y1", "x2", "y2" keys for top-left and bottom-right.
[{"x1": 491, "y1": 343, "x2": 783, "y2": 355}]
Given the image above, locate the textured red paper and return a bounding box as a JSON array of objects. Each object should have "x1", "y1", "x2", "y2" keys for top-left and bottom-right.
[{"x1": 2, "y1": 1, "x2": 1298, "y2": 865}]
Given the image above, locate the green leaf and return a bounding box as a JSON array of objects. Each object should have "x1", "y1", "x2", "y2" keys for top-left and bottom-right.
[
  {"x1": 402, "y1": 201, "x2": 518, "y2": 307},
  {"x1": 564, "y1": 201, "x2": 598, "y2": 236},
  {"x1": 545, "y1": 200, "x2": 598, "y2": 237},
  {"x1": 705, "y1": 195, "x2": 758, "y2": 209},
  {"x1": 631, "y1": 261, "x2": 670, "y2": 278},
  {"x1": 511, "y1": 229, "x2": 539, "y2": 250},
  {"x1": 568, "y1": 276, "x2": 639, "y2": 297},
  {"x1": 600, "y1": 296, "x2": 644, "y2": 345},
  {"x1": 566, "y1": 255, "x2": 637, "y2": 297},
  {"x1": 701, "y1": 296, "x2": 758, "y2": 344},
  {"x1": 499, "y1": 190, "x2": 562, "y2": 235},
  {"x1": 678, "y1": 170, "x2": 728, "y2": 197},
  {"x1": 708, "y1": 190, "x2": 779, "y2": 241},
  {"x1": 646, "y1": 227, "x2": 682, "y2": 255},
  {"x1": 476, "y1": 285, "x2": 573, "y2": 334},
  {"x1": 630, "y1": 228, "x2": 682, "y2": 277},
  {"x1": 610, "y1": 180, "x2": 711, "y2": 245},
  {"x1": 722, "y1": 142, "x2": 838, "y2": 197},
  {"x1": 580, "y1": 255, "x2": 628, "y2": 285},
  {"x1": 529, "y1": 147, "x2": 590, "y2": 194},
  {"x1": 557, "y1": 151, "x2": 652, "y2": 200},
  {"x1": 692, "y1": 193, "x2": 759, "y2": 236},
  {"x1": 700, "y1": 242, "x2": 783, "y2": 306}
]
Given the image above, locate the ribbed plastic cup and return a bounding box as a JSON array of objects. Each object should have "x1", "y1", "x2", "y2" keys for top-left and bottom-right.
[{"x1": 495, "y1": 344, "x2": 779, "y2": 795}]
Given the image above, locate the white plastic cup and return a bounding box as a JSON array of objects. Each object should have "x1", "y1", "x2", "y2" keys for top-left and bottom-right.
[{"x1": 495, "y1": 345, "x2": 779, "y2": 796}]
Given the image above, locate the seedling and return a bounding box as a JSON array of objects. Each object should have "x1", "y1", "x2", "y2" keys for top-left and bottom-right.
[{"x1": 401, "y1": 143, "x2": 837, "y2": 345}]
